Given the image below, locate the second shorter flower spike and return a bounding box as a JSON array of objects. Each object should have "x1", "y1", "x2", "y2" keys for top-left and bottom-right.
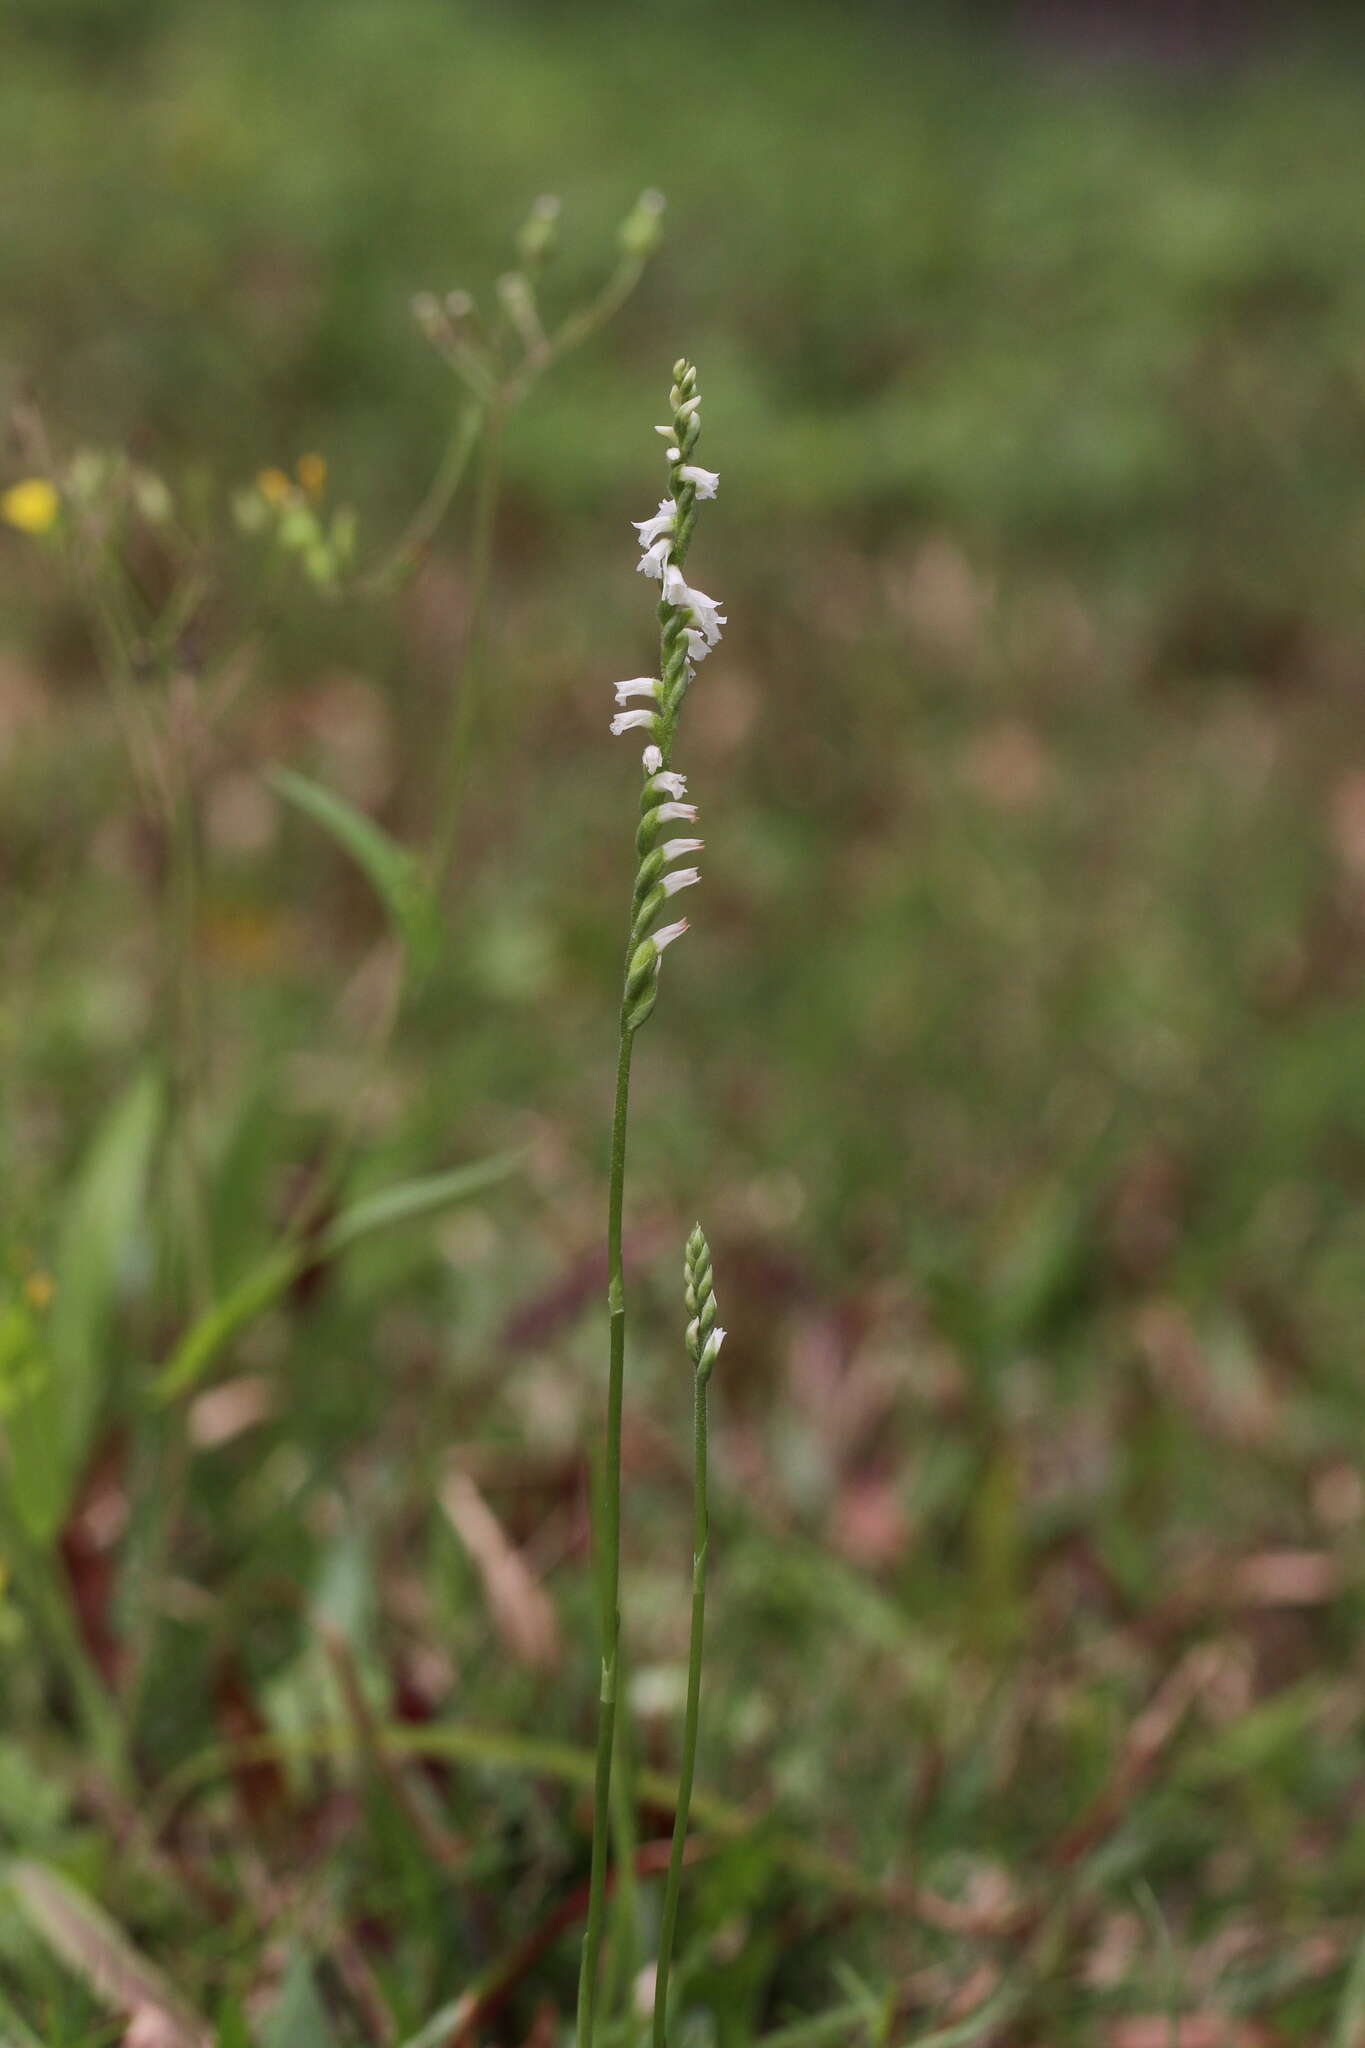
[{"x1": 684, "y1": 1224, "x2": 724, "y2": 1381}]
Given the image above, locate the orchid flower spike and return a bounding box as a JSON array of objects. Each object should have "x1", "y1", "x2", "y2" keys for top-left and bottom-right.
[
  {"x1": 684, "y1": 1223, "x2": 725, "y2": 1381},
  {"x1": 609, "y1": 358, "x2": 726, "y2": 1035}
]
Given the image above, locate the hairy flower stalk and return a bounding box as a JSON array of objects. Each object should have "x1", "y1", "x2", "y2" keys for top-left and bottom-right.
[
  {"x1": 652, "y1": 1225, "x2": 724, "y2": 2048},
  {"x1": 577, "y1": 363, "x2": 725, "y2": 2048}
]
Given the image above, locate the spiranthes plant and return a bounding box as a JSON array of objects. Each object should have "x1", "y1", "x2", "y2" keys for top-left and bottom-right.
[{"x1": 577, "y1": 361, "x2": 727, "y2": 2048}]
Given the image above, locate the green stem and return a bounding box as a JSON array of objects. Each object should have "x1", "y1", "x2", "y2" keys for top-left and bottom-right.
[
  {"x1": 576, "y1": 1017, "x2": 635, "y2": 2048},
  {"x1": 0, "y1": 1490, "x2": 127, "y2": 1788},
  {"x1": 652, "y1": 1365, "x2": 708, "y2": 2048},
  {"x1": 361, "y1": 399, "x2": 486, "y2": 597},
  {"x1": 430, "y1": 401, "x2": 505, "y2": 893}
]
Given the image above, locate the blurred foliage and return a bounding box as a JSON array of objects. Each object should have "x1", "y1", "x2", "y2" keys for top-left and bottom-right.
[{"x1": 2, "y1": 2, "x2": 1365, "y2": 2043}]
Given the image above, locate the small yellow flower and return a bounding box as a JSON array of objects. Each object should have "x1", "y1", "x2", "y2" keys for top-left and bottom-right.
[
  {"x1": 22, "y1": 1271, "x2": 54, "y2": 1312},
  {"x1": 256, "y1": 466, "x2": 293, "y2": 505},
  {"x1": 2, "y1": 478, "x2": 60, "y2": 535},
  {"x1": 296, "y1": 452, "x2": 327, "y2": 500}
]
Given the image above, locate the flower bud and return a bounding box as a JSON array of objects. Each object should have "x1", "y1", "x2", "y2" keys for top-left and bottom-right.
[
  {"x1": 620, "y1": 187, "x2": 666, "y2": 257},
  {"x1": 517, "y1": 192, "x2": 561, "y2": 267}
]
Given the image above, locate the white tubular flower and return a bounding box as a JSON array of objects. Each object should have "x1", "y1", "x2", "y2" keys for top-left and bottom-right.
[
  {"x1": 679, "y1": 465, "x2": 719, "y2": 499},
  {"x1": 661, "y1": 568, "x2": 725, "y2": 649},
  {"x1": 701, "y1": 1326, "x2": 726, "y2": 1370},
  {"x1": 661, "y1": 838, "x2": 703, "y2": 861},
  {"x1": 654, "y1": 800, "x2": 698, "y2": 824},
  {"x1": 682, "y1": 583, "x2": 726, "y2": 647},
  {"x1": 613, "y1": 677, "x2": 660, "y2": 704},
  {"x1": 661, "y1": 867, "x2": 700, "y2": 897},
  {"x1": 653, "y1": 918, "x2": 689, "y2": 953},
  {"x1": 611, "y1": 708, "x2": 658, "y2": 736},
  {"x1": 633, "y1": 498, "x2": 676, "y2": 549},
  {"x1": 637, "y1": 536, "x2": 672, "y2": 580},
  {"x1": 683, "y1": 627, "x2": 711, "y2": 664},
  {"x1": 642, "y1": 744, "x2": 663, "y2": 774},
  {"x1": 649, "y1": 771, "x2": 688, "y2": 799}
]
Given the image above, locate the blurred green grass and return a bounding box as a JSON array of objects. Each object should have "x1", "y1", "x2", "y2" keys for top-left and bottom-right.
[{"x1": 3, "y1": 2, "x2": 1365, "y2": 2041}]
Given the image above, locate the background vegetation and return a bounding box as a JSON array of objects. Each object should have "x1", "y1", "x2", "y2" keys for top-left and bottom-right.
[{"x1": 3, "y1": 3, "x2": 1365, "y2": 2041}]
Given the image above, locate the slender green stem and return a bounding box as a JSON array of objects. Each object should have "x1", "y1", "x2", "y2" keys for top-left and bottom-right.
[
  {"x1": 430, "y1": 401, "x2": 505, "y2": 893},
  {"x1": 652, "y1": 1365, "x2": 708, "y2": 2048},
  {"x1": 361, "y1": 399, "x2": 486, "y2": 598},
  {"x1": 0, "y1": 1489, "x2": 127, "y2": 1788},
  {"x1": 577, "y1": 1018, "x2": 635, "y2": 2048},
  {"x1": 604, "y1": 1708, "x2": 643, "y2": 2038},
  {"x1": 165, "y1": 740, "x2": 214, "y2": 1313}
]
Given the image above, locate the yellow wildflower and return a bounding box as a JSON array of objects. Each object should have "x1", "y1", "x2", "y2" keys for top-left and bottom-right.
[
  {"x1": 22, "y1": 1271, "x2": 54, "y2": 1312},
  {"x1": 296, "y1": 452, "x2": 327, "y2": 499},
  {"x1": 1, "y1": 478, "x2": 60, "y2": 535},
  {"x1": 256, "y1": 466, "x2": 293, "y2": 505}
]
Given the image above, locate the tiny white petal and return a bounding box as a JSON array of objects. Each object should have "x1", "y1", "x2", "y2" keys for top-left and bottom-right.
[
  {"x1": 684, "y1": 627, "x2": 710, "y2": 664},
  {"x1": 611, "y1": 708, "x2": 657, "y2": 736},
  {"x1": 704, "y1": 1327, "x2": 726, "y2": 1364},
  {"x1": 632, "y1": 498, "x2": 676, "y2": 549},
  {"x1": 636, "y1": 536, "x2": 672, "y2": 580},
  {"x1": 677, "y1": 395, "x2": 701, "y2": 420},
  {"x1": 665, "y1": 447, "x2": 681, "y2": 463},
  {"x1": 663, "y1": 564, "x2": 689, "y2": 606},
  {"x1": 642, "y1": 744, "x2": 663, "y2": 774},
  {"x1": 653, "y1": 424, "x2": 675, "y2": 439},
  {"x1": 661, "y1": 867, "x2": 700, "y2": 896},
  {"x1": 613, "y1": 677, "x2": 660, "y2": 703},
  {"x1": 653, "y1": 918, "x2": 689, "y2": 953},
  {"x1": 649, "y1": 771, "x2": 688, "y2": 799},
  {"x1": 681, "y1": 582, "x2": 726, "y2": 646},
  {"x1": 653, "y1": 801, "x2": 698, "y2": 824},
  {"x1": 661, "y1": 838, "x2": 703, "y2": 861},
  {"x1": 679, "y1": 465, "x2": 719, "y2": 499}
]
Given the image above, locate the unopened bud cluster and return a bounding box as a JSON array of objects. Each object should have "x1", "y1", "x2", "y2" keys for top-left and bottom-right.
[
  {"x1": 684, "y1": 1223, "x2": 725, "y2": 1382},
  {"x1": 610, "y1": 362, "x2": 725, "y2": 1031},
  {"x1": 412, "y1": 188, "x2": 666, "y2": 404}
]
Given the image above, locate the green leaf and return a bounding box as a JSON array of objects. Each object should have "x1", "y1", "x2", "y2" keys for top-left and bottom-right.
[
  {"x1": 268, "y1": 765, "x2": 440, "y2": 973},
  {"x1": 4, "y1": 1071, "x2": 161, "y2": 1543},
  {"x1": 322, "y1": 1155, "x2": 519, "y2": 1253},
  {"x1": 155, "y1": 1149, "x2": 522, "y2": 1400},
  {"x1": 1333, "y1": 1926, "x2": 1365, "y2": 2048},
  {"x1": 4, "y1": 1859, "x2": 211, "y2": 2047},
  {"x1": 259, "y1": 1949, "x2": 339, "y2": 2048}
]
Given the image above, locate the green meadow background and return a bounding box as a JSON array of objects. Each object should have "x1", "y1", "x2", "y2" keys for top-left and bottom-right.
[{"x1": 3, "y1": 2, "x2": 1365, "y2": 2040}]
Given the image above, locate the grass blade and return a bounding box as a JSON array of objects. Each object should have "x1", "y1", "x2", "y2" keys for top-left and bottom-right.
[
  {"x1": 269, "y1": 765, "x2": 440, "y2": 974},
  {"x1": 5, "y1": 1859, "x2": 211, "y2": 2047},
  {"x1": 155, "y1": 1148, "x2": 522, "y2": 1399}
]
